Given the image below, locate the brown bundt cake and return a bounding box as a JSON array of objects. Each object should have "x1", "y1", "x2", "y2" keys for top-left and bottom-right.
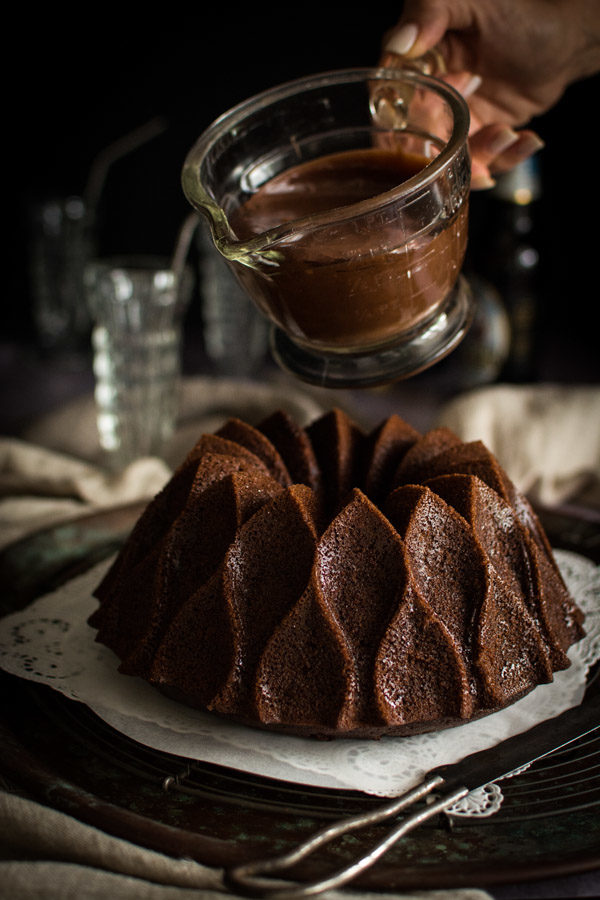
[{"x1": 89, "y1": 408, "x2": 585, "y2": 739}]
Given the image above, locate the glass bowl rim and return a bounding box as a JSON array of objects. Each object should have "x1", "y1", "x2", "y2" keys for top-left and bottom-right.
[{"x1": 182, "y1": 67, "x2": 471, "y2": 248}]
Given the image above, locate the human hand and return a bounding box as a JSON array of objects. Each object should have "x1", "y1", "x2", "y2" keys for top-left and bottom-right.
[{"x1": 382, "y1": 0, "x2": 600, "y2": 187}]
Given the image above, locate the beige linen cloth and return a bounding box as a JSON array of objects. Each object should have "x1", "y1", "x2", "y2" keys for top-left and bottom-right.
[
  {"x1": 436, "y1": 383, "x2": 600, "y2": 511},
  {"x1": 0, "y1": 792, "x2": 491, "y2": 900},
  {"x1": 1, "y1": 377, "x2": 598, "y2": 899},
  {"x1": 0, "y1": 376, "x2": 331, "y2": 551}
]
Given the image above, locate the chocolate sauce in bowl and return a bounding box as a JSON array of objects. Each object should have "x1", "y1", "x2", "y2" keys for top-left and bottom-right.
[{"x1": 229, "y1": 147, "x2": 468, "y2": 351}]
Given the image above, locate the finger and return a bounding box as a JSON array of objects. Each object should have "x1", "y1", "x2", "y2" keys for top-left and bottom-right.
[
  {"x1": 488, "y1": 130, "x2": 545, "y2": 174},
  {"x1": 383, "y1": 1, "x2": 454, "y2": 58},
  {"x1": 470, "y1": 160, "x2": 496, "y2": 191},
  {"x1": 383, "y1": 0, "x2": 481, "y2": 62},
  {"x1": 443, "y1": 70, "x2": 483, "y2": 104},
  {"x1": 469, "y1": 123, "x2": 521, "y2": 166},
  {"x1": 469, "y1": 125, "x2": 544, "y2": 188},
  {"x1": 468, "y1": 124, "x2": 519, "y2": 189}
]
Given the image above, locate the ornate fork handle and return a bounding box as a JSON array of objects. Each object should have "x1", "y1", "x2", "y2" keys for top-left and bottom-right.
[{"x1": 224, "y1": 774, "x2": 468, "y2": 899}]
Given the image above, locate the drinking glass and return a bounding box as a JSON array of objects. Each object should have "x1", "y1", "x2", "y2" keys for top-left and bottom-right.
[
  {"x1": 197, "y1": 224, "x2": 269, "y2": 376},
  {"x1": 85, "y1": 257, "x2": 194, "y2": 469}
]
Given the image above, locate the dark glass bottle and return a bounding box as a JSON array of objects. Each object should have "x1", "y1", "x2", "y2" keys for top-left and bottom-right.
[{"x1": 478, "y1": 158, "x2": 543, "y2": 382}]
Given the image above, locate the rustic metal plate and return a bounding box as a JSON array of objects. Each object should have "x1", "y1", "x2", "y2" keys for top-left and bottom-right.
[{"x1": 0, "y1": 505, "x2": 599, "y2": 893}]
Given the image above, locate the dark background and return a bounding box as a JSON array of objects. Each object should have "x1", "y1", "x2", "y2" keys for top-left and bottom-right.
[{"x1": 5, "y1": 5, "x2": 599, "y2": 376}]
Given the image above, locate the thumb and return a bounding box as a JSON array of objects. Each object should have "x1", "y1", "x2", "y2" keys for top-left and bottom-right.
[{"x1": 383, "y1": 1, "x2": 454, "y2": 58}]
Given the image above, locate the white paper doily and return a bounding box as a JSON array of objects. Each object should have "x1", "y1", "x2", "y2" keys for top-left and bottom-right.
[{"x1": 0, "y1": 550, "x2": 598, "y2": 815}]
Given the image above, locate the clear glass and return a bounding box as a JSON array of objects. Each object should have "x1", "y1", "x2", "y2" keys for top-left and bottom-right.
[
  {"x1": 182, "y1": 68, "x2": 472, "y2": 387},
  {"x1": 197, "y1": 223, "x2": 269, "y2": 376},
  {"x1": 85, "y1": 256, "x2": 194, "y2": 470}
]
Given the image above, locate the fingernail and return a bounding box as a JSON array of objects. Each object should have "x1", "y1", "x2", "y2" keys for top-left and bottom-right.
[
  {"x1": 472, "y1": 174, "x2": 497, "y2": 190},
  {"x1": 516, "y1": 133, "x2": 546, "y2": 156},
  {"x1": 385, "y1": 23, "x2": 419, "y2": 56},
  {"x1": 461, "y1": 74, "x2": 482, "y2": 99},
  {"x1": 488, "y1": 128, "x2": 520, "y2": 156}
]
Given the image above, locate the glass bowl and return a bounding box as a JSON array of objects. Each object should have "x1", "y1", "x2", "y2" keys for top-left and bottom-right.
[{"x1": 182, "y1": 67, "x2": 472, "y2": 387}]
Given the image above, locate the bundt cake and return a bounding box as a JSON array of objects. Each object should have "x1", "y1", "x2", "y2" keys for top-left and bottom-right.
[{"x1": 89, "y1": 408, "x2": 585, "y2": 739}]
